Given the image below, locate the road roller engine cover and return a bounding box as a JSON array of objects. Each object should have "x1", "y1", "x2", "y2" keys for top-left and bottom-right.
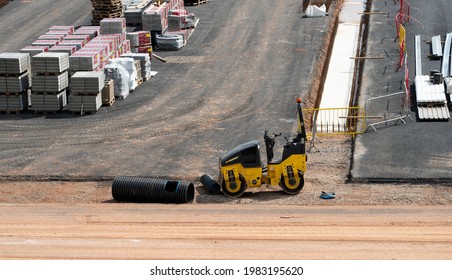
[{"x1": 216, "y1": 98, "x2": 307, "y2": 198}]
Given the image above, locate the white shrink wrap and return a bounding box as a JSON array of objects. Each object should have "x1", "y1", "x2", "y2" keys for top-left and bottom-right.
[{"x1": 104, "y1": 63, "x2": 130, "y2": 99}]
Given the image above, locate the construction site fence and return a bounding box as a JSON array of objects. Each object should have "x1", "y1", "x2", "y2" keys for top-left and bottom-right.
[
  {"x1": 364, "y1": 91, "x2": 412, "y2": 131},
  {"x1": 302, "y1": 107, "x2": 365, "y2": 139}
]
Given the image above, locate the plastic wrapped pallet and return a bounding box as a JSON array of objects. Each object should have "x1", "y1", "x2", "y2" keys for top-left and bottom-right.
[
  {"x1": 165, "y1": 29, "x2": 191, "y2": 45},
  {"x1": 30, "y1": 90, "x2": 67, "y2": 111},
  {"x1": 104, "y1": 63, "x2": 129, "y2": 99},
  {"x1": 32, "y1": 52, "x2": 70, "y2": 73},
  {"x1": 156, "y1": 33, "x2": 184, "y2": 50},
  {"x1": 0, "y1": 72, "x2": 30, "y2": 92},
  {"x1": 68, "y1": 92, "x2": 102, "y2": 113},
  {"x1": 32, "y1": 72, "x2": 69, "y2": 92},
  {"x1": 0, "y1": 53, "x2": 31, "y2": 74},
  {"x1": 108, "y1": 58, "x2": 138, "y2": 90},
  {"x1": 71, "y1": 71, "x2": 106, "y2": 93},
  {"x1": 120, "y1": 53, "x2": 151, "y2": 80},
  {"x1": 134, "y1": 60, "x2": 142, "y2": 81}
]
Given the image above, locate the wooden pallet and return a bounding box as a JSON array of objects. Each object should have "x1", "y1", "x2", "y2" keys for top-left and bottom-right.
[
  {"x1": 31, "y1": 91, "x2": 66, "y2": 95},
  {"x1": 102, "y1": 97, "x2": 115, "y2": 106},
  {"x1": 72, "y1": 92, "x2": 100, "y2": 96},
  {"x1": 0, "y1": 90, "x2": 28, "y2": 96},
  {"x1": 92, "y1": 11, "x2": 123, "y2": 17},
  {"x1": 32, "y1": 110, "x2": 60, "y2": 114},
  {"x1": 70, "y1": 110, "x2": 98, "y2": 115},
  {"x1": 0, "y1": 71, "x2": 28, "y2": 77},
  {"x1": 90, "y1": 0, "x2": 122, "y2": 5},
  {"x1": 91, "y1": 5, "x2": 123, "y2": 12},
  {"x1": 184, "y1": 0, "x2": 209, "y2": 6},
  {"x1": 0, "y1": 0, "x2": 8, "y2": 9},
  {"x1": 0, "y1": 110, "x2": 22, "y2": 115},
  {"x1": 34, "y1": 72, "x2": 66, "y2": 76}
]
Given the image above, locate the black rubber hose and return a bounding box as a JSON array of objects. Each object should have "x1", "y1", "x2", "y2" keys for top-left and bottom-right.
[{"x1": 112, "y1": 176, "x2": 194, "y2": 203}]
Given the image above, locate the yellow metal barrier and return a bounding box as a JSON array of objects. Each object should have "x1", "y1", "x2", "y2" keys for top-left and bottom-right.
[{"x1": 302, "y1": 107, "x2": 365, "y2": 139}]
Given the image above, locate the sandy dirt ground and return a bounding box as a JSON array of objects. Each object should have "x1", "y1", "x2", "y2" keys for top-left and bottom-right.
[{"x1": 0, "y1": 203, "x2": 451, "y2": 259}]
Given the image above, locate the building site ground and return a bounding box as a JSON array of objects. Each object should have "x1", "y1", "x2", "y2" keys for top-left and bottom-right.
[{"x1": 0, "y1": 0, "x2": 451, "y2": 259}]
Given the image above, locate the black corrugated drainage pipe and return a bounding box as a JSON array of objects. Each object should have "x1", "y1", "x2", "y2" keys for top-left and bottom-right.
[
  {"x1": 112, "y1": 176, "x2": 195, "y2": 203},
  {"x1": 200, "y1": 174, "x2": 221, "y2": 195}
]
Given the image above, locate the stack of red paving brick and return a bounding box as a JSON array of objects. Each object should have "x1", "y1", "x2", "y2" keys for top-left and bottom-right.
[
  {"x1": 126, "y1": 31, "x2": 152, "y2": 58},
  {"x1": 70, "y1": 18, "x2": 130, "y2": 72}
]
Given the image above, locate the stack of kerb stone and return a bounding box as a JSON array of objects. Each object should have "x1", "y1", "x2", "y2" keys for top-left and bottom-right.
[
  {"x1": 30, "y1": 52, "x2": 70, "y2": 112},
  {"x1": 68, "y1": 71, "x2": 106, "y2": 114},
  {"x1": 0, "y1": 52, "x2": 32, "y2": 113}
]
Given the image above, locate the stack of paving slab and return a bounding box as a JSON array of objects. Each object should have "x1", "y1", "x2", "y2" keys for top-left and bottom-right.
[
  {"x1": 30, "y1": 52, "x2": 70, "y2": 112},
  {"x1": 126, "y1": 31, "x2": 152, "y2": 57},
  {"x1": 142, "y1": 0, "x2": 197, "y2": 50},
  {"x1": 70, "y1": 18, "x2": 130, "y2": 72},
  {"x1": 68, "y1": 71, "x2": 105, "y2": 114},
  {"x1": 142, "y1": 2, "x2": 169, "y2": 32},
  {"x1": 91, "y1": 0, "x2": 124, "y2": 25},
  {"x1": 0, "y1": 53, "x2": 31, "y2": 113},
  {"x1": 21, "y1": 26, "x2": 75, "y2": 57},
  {"x1": 124, "y1": 0, "x2": 154, "y2": 26},
  {"x1": 73, "y1": 26, "x2": 100, "y2": 40},
  {"x1": 20, "y1": 46, "x2": 49, "y2": 57}
]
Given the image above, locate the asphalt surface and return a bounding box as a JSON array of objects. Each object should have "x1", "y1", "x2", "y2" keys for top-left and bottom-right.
[
  {"x1": 2, "y1": 0, "x2": 449, "y2": 184},
  {"x1": 351, "y1": 0, "x2": 452, "y2": 182},
  {"x1": 0, "y1": 0, "x2": 332, "y2": 181}
]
